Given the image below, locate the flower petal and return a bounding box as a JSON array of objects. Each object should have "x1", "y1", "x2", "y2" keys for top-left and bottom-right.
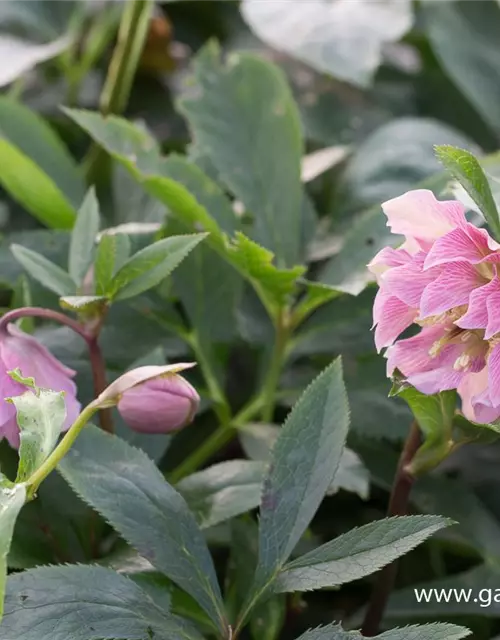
[
  {"x1": 419, "y1": 262, "x2": 483, "y2": 319},
  {"x1": 456, "y1": 278, "x2": 500, "y2": 331},
  {"x1": 373, "y1": 294, "x2": 417, "y2": 352},
  {"x1": 382, "y1": 189, "x2": 467, "y2": 241},
  {"x1": 381, "y1": 254, "x2": 440, "y2": 308},
  {"x1": 485, "y1": 290, "x2": 500, "y2": 339},
  {"x1": 424, "y1": 224, "x2": 495, "y2": 269},
  {"x1": 487, "y1": 343, "x2": 500, "y2": 406},
  {"x1": 368, "y1": 246, "x2": 412, "y2": 281},
  {"x1": 386, "y1": 324, "x2": 450, "y2": 377}
]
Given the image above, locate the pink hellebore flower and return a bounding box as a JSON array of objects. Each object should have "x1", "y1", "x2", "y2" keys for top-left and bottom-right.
[
  {"x1": 369, "y1": 189, "x2": 500, "y2": 424},
  {"x1": 0, "y1": 324, "x2": 81, "y2": 448}
]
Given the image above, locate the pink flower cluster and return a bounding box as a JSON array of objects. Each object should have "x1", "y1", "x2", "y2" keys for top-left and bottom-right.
[{"x1": 370, "y1": 189, "x2": 500, "y2": 424}]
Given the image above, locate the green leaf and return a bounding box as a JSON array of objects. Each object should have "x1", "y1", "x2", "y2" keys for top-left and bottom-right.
[
  {"x1": 393, "y1": 386, "x2": 456, "y2": 475},
  {"x1": 10, "y1": 244, "x2": 76, "y2": 296},
  {"x1": 65, "y1": 108, "x2": 304, "y2": 318},
  {"x1": 1, "y1": 565, "x2": 204, "y2": 640},
  {"x1": 68, "y1": 188, "x2": 100, "y2": 286},
  {"x1": 293, "y1": 622, "x2": 471, "y2": 640},
  {"x1": 179, "y1": 42, "x2": 304, "y2": 267},
  {"x1": 421, "y1": 0, "x2": 500, "y2": 135},
  {"x1": 293, "y1": 280, "x2": 342, "y2": 327},
  {"x1": 110, "y1": 233, "x2": 207, "y2": 301},
  {"x1": 7, "y1": 387, "x2": 66, "y2": 483},
  {"x1": 273, "y1": 515, "x2": 451, "y2": 593},
  {"x1": 251, "y1": 358, "x2": 350, "y2": 602},
  {"x1": 0, "y1": 482, "x2": 26, "y2": 618},
  {"x1": 228, "y1": 233, "x2": 305, "y2": 314},
  {"x1": 239, "y1": 424, "x2": 369, "y2": 499},
  {"x1": 0, "y1": 97, "x2": 85, "y2": 208},
  {"x1": 226, "y1": 518, "x2": 285, "y2": 639},
  {"x1": 177, "y1": 460, "x2": 265, "y2": 529},
  {"x1": 0, "y1": 138, "x2": 76, "y2": 229},
  {"x1": 435, "y1": 145, "x2": 500, "y2": 239},
  {"x1": 58, "y1": 426, "x2": 227, "y2": 635},
  {"x1": 452, "y1": 413, "x2": 500, "y2": 445},
  {"x1": 94, "y1": 232, "x2": 131, "y2": 296}
]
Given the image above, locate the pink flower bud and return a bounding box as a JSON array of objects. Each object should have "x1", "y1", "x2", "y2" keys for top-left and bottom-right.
[
  {"x1": 117, "y1": 372, "x2": 200, "y2": 434},
  {"x1": 0, "y1": 324, "x2": 81, "y2": 448}
]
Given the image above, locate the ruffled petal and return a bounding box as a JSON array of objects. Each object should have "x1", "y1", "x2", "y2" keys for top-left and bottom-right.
[
  {"x1": 386, "y1": 324, "x2": 451, "y2": 377},
  {"x1": 382, "y1": 189, "x2": 467, "y2": 242},
  {"x1": 373, "y1": 295, "x2": 417, "y2": 352},
  {"x1": 456, "y1": 278, "x2": 500, "y2": 331},
  {"x1": 424, "y1": 225, "x2": 493, "y2": 269},
  {"x1": 487, "y1": 343, "x2": 500, "y2": 406},
  {"x1": 368, "y1": 246, "x2": 412, "y2": 281},
  {"x1": 485, "y1": 290, "x2": 500, "y2": 339},
  {"x1": 419, "y1": 262, "x2": 483, "y2": 319},
  {"x1": 381, "y1": 255, "x2": 441, "y2": 308}
]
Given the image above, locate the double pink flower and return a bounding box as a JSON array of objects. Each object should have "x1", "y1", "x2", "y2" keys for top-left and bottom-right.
[{"x1": 370, "y1": 189, "x2": 500, "y2": 424}]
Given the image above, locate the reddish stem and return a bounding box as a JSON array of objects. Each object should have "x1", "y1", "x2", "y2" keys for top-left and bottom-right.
[
  {"x1": 0, "y1": 307, "x2": 90, "y2": 340},
  {"x1": 361, "y1": 421, "x2": 421, "y2": 636},
  {"x1": 87, "y1": 336, "x2": 113, "y2": 433}
]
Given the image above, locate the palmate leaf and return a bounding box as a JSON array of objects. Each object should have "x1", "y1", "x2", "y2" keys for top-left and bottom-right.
[
  {"x1": 58, "y1": 426, "x2": 227, "y2": 636},
  {"x1": 0, "y1": 565, "x2": 203, "y2": 640},
  {"x1": 64, "y1": 108, "x2": 304, "y2": 319},
  {"x1": 273, "y1": 515, "x2": 451, "y2": 593},
  {"x1": 293, "y1": 622, "x2": 470, "y2": 640}
]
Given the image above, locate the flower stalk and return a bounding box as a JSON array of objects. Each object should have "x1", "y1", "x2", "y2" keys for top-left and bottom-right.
[{"x1": 361, "y1": 421, "x2": 421, "y2": 636}]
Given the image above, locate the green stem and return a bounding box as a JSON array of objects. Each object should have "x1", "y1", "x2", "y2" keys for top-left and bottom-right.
[
  {"x1": 85, "y1": 0, "x2": 153, "y2": 185},
  {"x1": 261, "y1": 312, "x2": 290, "y2": 423},
  {"x1": 188, "y1": 333, "x2": 231, "y2": 425},
  {"x1": 26, "y1": 402, "x2": 99, "y2": 498},
  {"x1": 168, "y1": 396, "x2": 263, "y2": 484}
]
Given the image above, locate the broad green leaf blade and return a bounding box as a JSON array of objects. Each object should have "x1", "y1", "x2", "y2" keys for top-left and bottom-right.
[
  {"x1": 179, "y1": 42, "x2": 304, "y2": 267},
  {"x1": 58, "y1": 426, "x2": 227, "y2": 635},
  {"x1": 9, "y1": 389, "x2": 66, "y2": 483},
  {"x1": 0, "y1": 97, "x2": 85, "y2": 208},
  {"x1": 64, "y1": 108, "x2": 304, "y2": 318},
  {"x1": 1, "y1": 565, "x2": 204, "y2": 640},
  {"x1": 177, "y1": 460, "x2": 265, "y2": 529},
  {"x1": 68, "y1": 188, "x2": 100, "y2": 286},
  {"x1": 10, "y1": 244, "x2": 76, "y2": 296},
  {"x1": 254, "y1": 358, "x2": 349, "y2": 594},
  {"x1": 110, "y1": 233, "x2": 208, "y2": 301},
  {"x1": 435, "y1": 145, "x2": 500, "y2": 239},
  {"x1": 241, "y1": 0, "x2": 413, "y2": 89},
  {"x1": 293, "y1": 622, "x2": 470, "y2": 640},
  {"x1": 0, "y1": 138, "x2": 76, "y2": 229},
  {"x1": 240, "y1": 425, "x2": 369, "y2": 499},
  {"x1": 94, "y1": 232, "x2": 131, "y2": 295},
  {"x1": 0, "y1": 482, "x2": 26, "y2": 618},
  {"x1": 422, "y1": 0, "x2": 500, "y2": 135},
  {"x1": 274, "y1": 515, "x2": 450, "y2": 593}
]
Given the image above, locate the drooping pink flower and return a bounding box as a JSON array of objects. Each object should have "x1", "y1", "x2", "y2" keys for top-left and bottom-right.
[
  {"x1": 369, "y1": 189, "x2": 500, "y2": 424},
  {"x1": 0, "y1": 324, "x2": 81, "y2": 447}
]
